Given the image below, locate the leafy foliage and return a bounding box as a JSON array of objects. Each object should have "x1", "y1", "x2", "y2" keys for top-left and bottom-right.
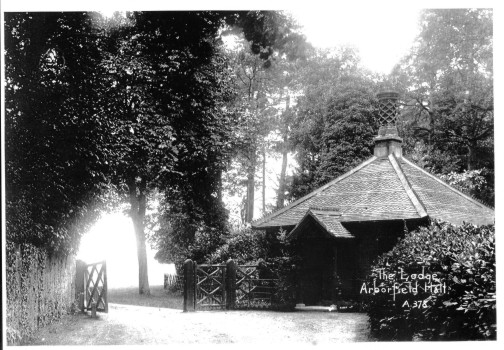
[
  {"x1": 366, "y1": 221, "x2": 495, "y2": 340},
  {"x1": 207, "y1": 228, "x2": 269, "y2": 264},
  {"x1": 438, "y1": 168, "x2": 494, "y2": 206},
  {"x1": 229, "y1": 11, "x2": 309, "y2": 64}
]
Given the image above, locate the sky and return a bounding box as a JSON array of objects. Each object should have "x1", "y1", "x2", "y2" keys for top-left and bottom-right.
[
  {"x1": 77, "y1": 212, "x2": 176, "y2": 287},
  {"x1": 288, "y1": 7, "x2": 421, "y2": 74}
]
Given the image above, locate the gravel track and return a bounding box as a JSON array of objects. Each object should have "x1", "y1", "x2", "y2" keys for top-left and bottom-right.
[{"x1": 29, "y1": 303, "x2": 372, "y2": 345}]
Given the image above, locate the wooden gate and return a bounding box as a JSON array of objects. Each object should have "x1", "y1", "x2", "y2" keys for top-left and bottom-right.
[
  {"x1": 83, "y1": 261, "x2": 108, "y2": 313},
  {"x1": 235, "y1": 265, "x2": 277, "y2": 307},
  {"x1": 184, "y1": 259, "x2": 279, "y2": 311},
  {"x1": 195, "y1": 264, "x2": 226, "y2": 309}
]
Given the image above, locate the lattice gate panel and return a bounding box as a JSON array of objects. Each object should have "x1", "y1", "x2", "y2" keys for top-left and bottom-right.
[
  {"x1": 236, "y1": 265, "x2": 277, "y2": 307},
  {"x1": 195, "y1": 264, "x2": 226, "y2": 309},
  {"x1": 84, "y1": 261, "x2": 108, "y2": 313}
]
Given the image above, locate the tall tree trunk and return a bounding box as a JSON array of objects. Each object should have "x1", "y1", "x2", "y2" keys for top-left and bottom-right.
[
  {"x1": 245, "y1": 145, "x2": 257, "y2": 223},
  {"x1": 128, "y1": 178, "x2": 150, "y2": 295},
  {"x1": 262, "y1": 146, "x2": 266, "y2": 215},
  {"x1": 276, "y1": 96, "x2": 290, "y2": 209},
  {"x1": 276, "y1": 142, "x2": 288, "y2": 209}
]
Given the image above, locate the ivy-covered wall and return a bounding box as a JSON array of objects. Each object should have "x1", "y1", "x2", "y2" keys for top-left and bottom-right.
[{"x1": 6, "y1": 242, "x2": 76, "y2": 345}]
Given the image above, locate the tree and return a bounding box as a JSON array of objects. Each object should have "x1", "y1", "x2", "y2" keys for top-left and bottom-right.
[
  {"x1": 271, "y1": 56, "x2": 308, "y2": 209},
  {"x1": 287, "y1": 48, "x2": 379, "y2": 199},
  {"x1": 221, "y1": 13, "x2": 310, "y2": 221},
  {"x1": 146, "y1": 11, "x2": 307, "y2": 266},
  {"x1": 97, "y1": 11, "x2": 241, "y2": 294},
  {"x1": 227, "y1": 43, "x2": 277, "y2": 223},
  {"x1": 391, "y1": 9, "x2": 493, "y2": 203},
  {"x1": 103, "y1": 10, "x2": 310, "y2": 283}
]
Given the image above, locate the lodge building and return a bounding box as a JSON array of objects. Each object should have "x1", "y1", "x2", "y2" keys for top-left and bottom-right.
[{"x1": 251, "y1": 92, "x2": 494, "y2": 305}]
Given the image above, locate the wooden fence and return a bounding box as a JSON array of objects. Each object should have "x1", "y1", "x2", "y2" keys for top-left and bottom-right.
[
  {"x1": 183, "y1": 259, "x2": 278, "y2": 312},
  {"x1": 164, "y1": 273, "x2": 183, "y2": 293}
]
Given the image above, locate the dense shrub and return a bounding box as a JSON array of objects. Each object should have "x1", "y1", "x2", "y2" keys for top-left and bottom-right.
[
  {"x1": 365, "y1": 221, "x2": 495, "y2": 340},
  {"x1": 207, "y1": 228, "x2": 269, "y2": 264}
]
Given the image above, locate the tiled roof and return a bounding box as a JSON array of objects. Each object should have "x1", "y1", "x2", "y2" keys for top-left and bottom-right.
[
  {"x1": 288, "y1": 208, "x2": 354, "y2": 239},
  {"x1": 399, "y1": 158, "x2": 494, "y2": 226},
  {"x1": 252, "y1": 154, "x2": 494, "y2": 229}
]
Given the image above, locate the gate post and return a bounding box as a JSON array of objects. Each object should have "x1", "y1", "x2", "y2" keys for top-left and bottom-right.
[
  {"x1": 102, "y1": 261, "x2": 109, "y2": 313},
  {"x1": 75, "y1": 260, "x2": 86, "y2": 313},
  {"x1": 226, "y1": 259, "x2": 237, "y2": 309},
  {"x1": 183, "y1": 259, "x2": 196, "y2": 312}
]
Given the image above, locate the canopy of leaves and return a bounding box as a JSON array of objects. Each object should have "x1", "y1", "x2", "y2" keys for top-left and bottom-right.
[{"x1": 5, "y1": 13, "x2": 112, "y2": 255}]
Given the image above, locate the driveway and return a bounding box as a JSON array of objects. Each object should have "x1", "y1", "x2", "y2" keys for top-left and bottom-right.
[{"x1": 30, "y1": 303, "x2": 372, "y2": 345}]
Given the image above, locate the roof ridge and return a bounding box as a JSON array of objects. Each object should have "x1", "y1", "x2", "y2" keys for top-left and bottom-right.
[
  {"x1": 309, "y1": 206, "x2": 341, "y2": 212},
  {"x1": 401, "y1": 157, "x2": 494, "y2": 211},
  {"x1": 388, "y1": 154, "x2": 428, "y2": 218},
  {"x1": 251, "y1": 156, "x2": 378, "y2": 227}
]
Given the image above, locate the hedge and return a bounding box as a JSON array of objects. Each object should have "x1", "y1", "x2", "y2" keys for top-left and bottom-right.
[
  {"x1": 365, "y1": 221, "x2": 495, "y2": 340},
  {"x1": 6, "y1": 241, "x2": 76, "y2": 345}
]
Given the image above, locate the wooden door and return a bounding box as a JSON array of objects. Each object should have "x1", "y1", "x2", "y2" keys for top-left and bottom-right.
[{"x1": 301, "y1": 239, "x2": 334, "y2": 305}]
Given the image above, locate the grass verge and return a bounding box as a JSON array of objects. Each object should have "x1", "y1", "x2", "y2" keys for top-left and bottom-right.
[{"x1": 108, "y1": 285, "x2": 183, "y2": 310}]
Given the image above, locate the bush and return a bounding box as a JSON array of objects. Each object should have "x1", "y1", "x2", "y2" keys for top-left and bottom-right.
[
  {"x1": 365, "y1": 220, "x2": 495, "y2": 341},
  {"x1": 263, "y1": 255, "x2": 299, "y2": 308},
  {"x1": 207, "y1": 227, "x2": 270, "y2": 265}
]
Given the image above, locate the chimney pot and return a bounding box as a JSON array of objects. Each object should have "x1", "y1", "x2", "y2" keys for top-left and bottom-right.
[
  {"x1": 377, "y1": 91, "x2": 400, "y2": 130},
  {"x1": 374, "y1": 91, "x2": 402, "y2": 158}
]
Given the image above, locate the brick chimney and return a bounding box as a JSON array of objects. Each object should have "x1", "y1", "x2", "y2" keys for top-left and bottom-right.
[{"x1": 374, "y1": 91, "x2": 402, "y2": 158}]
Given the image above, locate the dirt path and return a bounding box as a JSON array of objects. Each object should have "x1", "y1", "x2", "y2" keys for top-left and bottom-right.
[{"x1": 30, "y1": 303, "x2": 372, "y2": 345}]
